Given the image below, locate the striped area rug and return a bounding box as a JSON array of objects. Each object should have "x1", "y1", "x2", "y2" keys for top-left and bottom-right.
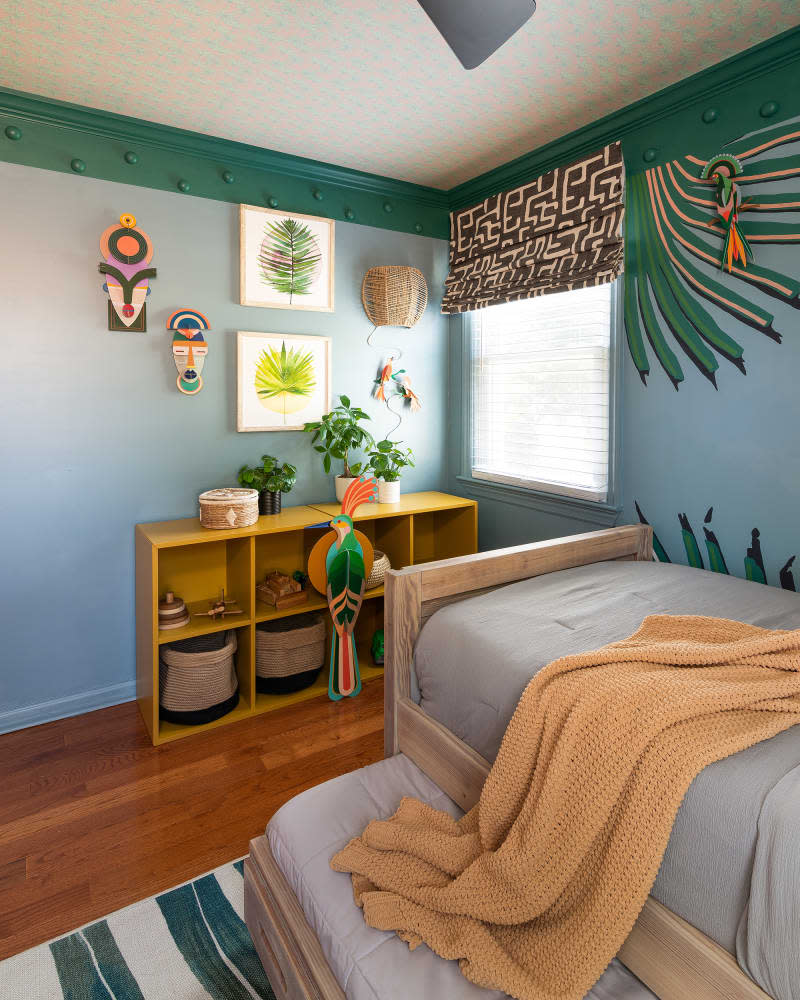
[{"x1": 0, "y1": 860, "x2": 275, "y2": 999}]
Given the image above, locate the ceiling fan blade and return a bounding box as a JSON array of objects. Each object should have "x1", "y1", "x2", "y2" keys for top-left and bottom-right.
[{"x1": 417, "y1": 0, "x2": 536, "y2": 70}]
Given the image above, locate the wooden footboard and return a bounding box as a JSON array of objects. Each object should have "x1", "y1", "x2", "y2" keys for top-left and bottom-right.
[{"x1": 385, "y1": 524, "x2": 770, "y2": 1000}]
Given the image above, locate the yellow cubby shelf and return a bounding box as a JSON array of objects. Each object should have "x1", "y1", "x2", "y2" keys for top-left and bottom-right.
[{"x1": 135, "y1": 491, "x2": 477, "y2": 746}]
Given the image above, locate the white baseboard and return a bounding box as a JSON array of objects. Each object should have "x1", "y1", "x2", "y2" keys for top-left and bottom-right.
[{"x1": 0, "y1": 681, "x2": 136, "y2": 735}]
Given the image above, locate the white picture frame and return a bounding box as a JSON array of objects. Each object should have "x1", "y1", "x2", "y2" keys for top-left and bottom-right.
[
  {"x1": 239, "y1": 204, "x2": 335, "y2": 312},
  {"x1": 237, "y1": 331, "x2": 332, "y2": 432}
]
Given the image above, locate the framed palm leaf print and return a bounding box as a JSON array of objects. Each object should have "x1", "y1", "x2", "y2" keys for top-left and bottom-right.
[
  {"x1": 237, "y1": 331, "x2": 331, "y2": 432},
  {"x1": 240, "y1": 205, "x2": 335, "y2": 312}
]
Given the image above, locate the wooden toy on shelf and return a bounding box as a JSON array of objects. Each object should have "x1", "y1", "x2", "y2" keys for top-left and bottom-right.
[
  {"x1": 193, "y1": 589, "x2": 243, "y2": 620},
  {"x1": 257, "y1": 570, "x2": 309, "y2": 610},
  {"x1": 157, "y1": 591, "x2": 190, "y2": 630}
]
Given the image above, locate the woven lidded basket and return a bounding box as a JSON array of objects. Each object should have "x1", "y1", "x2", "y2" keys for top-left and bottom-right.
[
  {"x1": 159, "y1": 630, "x2": 238, "y2": 724},
  {"x1": 361, "y1": 266, "x2": 428, "y2": 328},
  {"x1": 256, "y1": 612, "x2": 325, "y2": 694},
  {"x1": 366, "y1": 549, "x2": 391, "y2": 590},
  {"x1": 199, "y1": 488, "x2": 259, "y2": 529}
]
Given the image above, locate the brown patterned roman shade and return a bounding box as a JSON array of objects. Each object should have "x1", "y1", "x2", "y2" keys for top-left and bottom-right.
[{"x1": 441, "y1": 142, "x2": 625, "y2": 314}]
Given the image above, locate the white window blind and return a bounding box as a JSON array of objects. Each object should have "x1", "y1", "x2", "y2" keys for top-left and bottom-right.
[{"x1": 471, "y1": 283, "x2": 612, "y2": 502}]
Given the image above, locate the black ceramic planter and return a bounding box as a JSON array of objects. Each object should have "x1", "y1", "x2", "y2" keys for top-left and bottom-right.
[{"x1": 259, "y1": 490, "x2": 282, "y2": 515}]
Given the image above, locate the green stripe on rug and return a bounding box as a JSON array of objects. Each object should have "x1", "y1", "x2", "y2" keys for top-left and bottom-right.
[
  {"x1": 194, "y1": 875, "x2": 275, "y2": 999},
  {"x1": 50, "y1": 934, "x2": 112, "y2": 1000},
  {"x1": 157, "y1": 884, "x2": 257, "y2": 1000},
  {"x1": 1, "y1": 863, "x2": 278, "y2": 1000},
  {"x1": 83, "y1": 922, "x2": 144, "y2": 1000}
]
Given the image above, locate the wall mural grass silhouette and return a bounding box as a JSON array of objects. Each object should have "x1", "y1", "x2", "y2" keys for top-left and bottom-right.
[
  {"x1": 635, "y1": 502, "x2": 797, "y2": 591},
  {"x1": 624, "y1": 117, "x2": 800, "y2": 389}
]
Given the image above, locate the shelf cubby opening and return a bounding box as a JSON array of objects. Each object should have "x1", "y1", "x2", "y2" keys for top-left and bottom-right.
[
  {"x1": 412, "y1": 506, "x2": 477, "y2": 564},
  {"x1": 157, "y1": 622, "x2": 254, "y2": 743}
]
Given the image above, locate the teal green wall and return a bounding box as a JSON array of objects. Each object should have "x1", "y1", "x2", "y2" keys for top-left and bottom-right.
[{"x1": 0, "y1": 161, "x2": 449, "y2": 733}]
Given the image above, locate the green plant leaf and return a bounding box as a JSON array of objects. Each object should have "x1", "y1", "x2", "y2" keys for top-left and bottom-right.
[
  {"x1": 323, "y1": 454, "x2": 331, "y2": 474},
  {"x1": 258, "y1": 218, "x2": 322, "y2": 303}
]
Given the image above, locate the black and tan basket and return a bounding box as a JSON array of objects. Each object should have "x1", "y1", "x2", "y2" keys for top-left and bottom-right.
[
  {"x1": 199, "y1": 488, "x2": 259, "y2": 529},
  {"x1": 159, "y1": 630, "x2": 239, "y2": 724},
  {"x1": 256, "y1": 613, "x2": 325, "y2": 694},
  {"x1": 365, "y1": 549, "x2": 391, "y2": 590}
]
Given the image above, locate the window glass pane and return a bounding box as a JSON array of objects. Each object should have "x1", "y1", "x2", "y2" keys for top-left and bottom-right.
[{"x1": 471, "y1": 284, "x2": 612, "y2": 502}]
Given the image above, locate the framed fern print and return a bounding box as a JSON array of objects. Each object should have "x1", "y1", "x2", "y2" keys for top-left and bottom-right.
[
  {"x1": 239, "y1": 205, "x2": 335, "y2": 312},
  {"x1": 237, "y1": 331, "x2": 331, "y2": 432}
]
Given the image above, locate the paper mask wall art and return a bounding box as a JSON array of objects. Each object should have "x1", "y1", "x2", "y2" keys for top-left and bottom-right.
[
  {"x1": 167, "y1": 309, "x2": 210, "y2": 395},
  {"x1": 98, "y1": 213, "x2": 156, "y2": 331}
]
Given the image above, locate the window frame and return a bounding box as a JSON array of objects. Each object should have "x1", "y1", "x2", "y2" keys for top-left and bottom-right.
[{"x1": 455, "y1": 279, "x2": 624, "y2": 528}]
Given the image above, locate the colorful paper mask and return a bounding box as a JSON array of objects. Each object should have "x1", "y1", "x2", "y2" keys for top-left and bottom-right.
[
  {"x1": 167, "y1": 309, "x2": 210, "y2": 395},
  {"x1": 98, "y1": 213, "x2": 156, "y2": 331}
]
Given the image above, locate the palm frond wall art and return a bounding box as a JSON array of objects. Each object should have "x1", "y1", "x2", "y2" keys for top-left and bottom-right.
[
  {"x1": 635, "y1": 502, "x2": 796, "y2": 591},
  {"x1": 625, "y1": 118, "x2": 800, "y2": 388},
  {"x1": 254, "y1": 341, "x2": 317, "y2": 424},
  {"x1": 237, "y1": 331, "x2": 331, "y2": 432},
  {"x1": 258, "y1": 218, "x2": 322, "y2": 303},
  {"x1": 239, "y1": 205, "x2": 334, "y2": 312}
]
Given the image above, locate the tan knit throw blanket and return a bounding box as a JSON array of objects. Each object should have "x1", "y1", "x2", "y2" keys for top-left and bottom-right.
[{"x1": 331, "y1": 615, "x2": 800, "y2": 1000}]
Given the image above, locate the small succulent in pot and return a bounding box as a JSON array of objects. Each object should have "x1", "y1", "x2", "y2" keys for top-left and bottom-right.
[
  {"x1": 367, "y1": 439, "x2": 414, "y2": 503},
  {"x1": 303, "y1": 395, "x2": 375, "y2": 501},
  {"x1": 238, "y1": 454, "x2": 297, "y2": 515}
]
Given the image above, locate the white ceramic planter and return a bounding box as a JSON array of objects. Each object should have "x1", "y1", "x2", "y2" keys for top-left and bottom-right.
[
  {"x1": 335, "y1": 476, "x2": 358, "y2": 502},
  {"x1": 378, "y1": 479, "x2": 401, "y2": 504}
]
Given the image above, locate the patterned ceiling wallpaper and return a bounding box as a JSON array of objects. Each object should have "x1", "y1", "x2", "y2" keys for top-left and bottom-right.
[{"x1": 1, "y1": 1, "x2": 797, "y2": 188}]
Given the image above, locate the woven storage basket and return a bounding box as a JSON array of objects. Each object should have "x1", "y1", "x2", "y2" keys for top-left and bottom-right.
[
  {"x1": 199, "y1": 488, "x2": 259, "y2": 529},
  {"x1": 159, "y1": 630, "x2": 239, "y2": 725},
  {"x1": 366, "y1": 549, "x2": 391, "y2": 590},
  {"x1": 361, "y1": 266, "x2": 428, "y2": 328},
  {"x1": 256, "y1": 612, "x2": 325, "y2": 694}
]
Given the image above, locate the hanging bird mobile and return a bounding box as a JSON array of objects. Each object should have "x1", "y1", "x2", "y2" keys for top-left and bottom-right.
[
  {"x1": 306, "y1": 477, "x2": 379, "y2": 700},
  {"x1": 701, "y1": 153, "x2": 753, "y2": 273},
  {"x1": 373, "y1": 359, "x2": 423, "y2": 420}
]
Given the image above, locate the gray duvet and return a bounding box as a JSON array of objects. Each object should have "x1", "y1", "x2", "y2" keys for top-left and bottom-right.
[{"x1": 413, "y1": 560, "x2": 800, "y2": 1000}]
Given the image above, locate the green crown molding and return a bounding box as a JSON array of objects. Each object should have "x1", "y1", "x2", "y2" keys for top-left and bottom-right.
[
  {"x1": 1, "y1": 26, "x2": 798, "y2": 234},
  {"x1": 448, "y1": 25, "x2": 800, "y2": 211},
  {"x1": 0, "y1": 86, "x2": 450, "y2": 238}
]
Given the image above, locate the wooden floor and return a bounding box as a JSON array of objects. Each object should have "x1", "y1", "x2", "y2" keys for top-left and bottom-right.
[{"x1": 0, "y1": 680, "x2": 385, "y2": 961}]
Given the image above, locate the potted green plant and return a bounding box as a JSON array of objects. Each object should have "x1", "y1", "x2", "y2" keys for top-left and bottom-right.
[
  {"x1": 303, "y1": 395, "x2": 375, "y2": 501},
  {"x1": 367, "y1": 439, "x2": 415, "y2": 503},
  {"x1": 238, "y1": 455, "x2": 297, "y2": 514}
]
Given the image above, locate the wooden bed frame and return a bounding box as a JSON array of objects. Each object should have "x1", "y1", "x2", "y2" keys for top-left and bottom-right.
[{"x1": 245, "y1": 525, "x2": 771, "y2": 1000}]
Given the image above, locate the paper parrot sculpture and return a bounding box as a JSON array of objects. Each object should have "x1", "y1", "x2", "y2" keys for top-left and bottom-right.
[
  {"x1": 701, "y1": 153, "x2": 753, "y2": 274},
  {"x1": 375, "y1": 359, "x2": 393, "y2": 401},
  {"x1": 98, "y1": 213, "x2": 156, "y2": 331},
  {"x1": 307, "y1": 476, "x2": 379, "y2": 700}
]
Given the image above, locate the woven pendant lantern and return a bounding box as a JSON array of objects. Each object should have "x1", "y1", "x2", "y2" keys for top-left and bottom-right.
[{"x1": 361, "y1": 266, "x2": 428, "y2": 328}]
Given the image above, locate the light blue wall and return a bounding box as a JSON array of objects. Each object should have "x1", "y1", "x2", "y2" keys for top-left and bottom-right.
[{"x1": 0, "y1": 161, "x2": 449, "y2": 732}]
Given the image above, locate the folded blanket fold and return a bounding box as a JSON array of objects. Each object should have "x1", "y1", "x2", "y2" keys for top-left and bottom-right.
[{"x1": 331, "y1": 615, "x2": 800, "y2": 1000}]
